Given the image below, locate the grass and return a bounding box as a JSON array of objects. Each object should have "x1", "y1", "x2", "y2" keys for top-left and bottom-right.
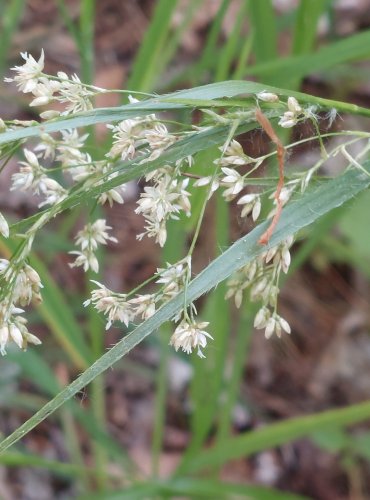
[{"x1": 1, "y1": 1, "x2": 370, "y2": 498}]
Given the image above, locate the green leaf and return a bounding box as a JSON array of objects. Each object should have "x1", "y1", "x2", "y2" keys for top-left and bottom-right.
[
  {"x1": 180, "y1": 399, "x2": 370, "y2": 474},
  {"x1": 248, "y1": 0, "x2": 277, "y2": 64},
  {"x1": 311, "y1": 427, "x2": 350, "y2": 452},
  {"x1": 291, "y1": 0, "x2": 328, "y2": 56},
  {"x1": 339, "y1": 189, "x2": 370, "y2": 258},
  {"x1": 0, "y1": 451, "x2": 101, "y2": 478},
  {"x1": 1, "y1": 161, "x2": 370, "y2": 453},
  {"x1": 1, "y1": 80, "x2": 369, "y2": 147},
  {"x1": 127, "y1": 0, "x2": 179, "y2": 91},
  {"x1": 80, "y1": 477, "x2": 309, "y2": 500},
  {"x1": 248, "y1": 30, "x2": 370, "y2": 86}
]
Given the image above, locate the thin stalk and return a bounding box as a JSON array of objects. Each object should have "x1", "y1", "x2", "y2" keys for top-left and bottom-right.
[
  {"x1": 195, "y1": 0, "x2": 230, "y2": 81},
  {"x1": 151, "y1": 220, "x2": 185, "y2": 476},
  {"x1": 60, "y1": 409, "x2": 89, "y2": 492},
  {"x1": 216, "y1": 303, "x2": 257, "y2": 442},
  {"x1": 87, "y1": 267, "x2": 108, "y2": 491},
  {"x1": 151, "y1": 327, "x2": 169, "y2": 477},
  {"x1": 79, "y1": 0, "x2": 96, "y2": 85},
  {"x1": 215, "y1": 1, "x2": 246, "y2": 82},
  {"x1": 0, "y1": 0, "x2": 26, "y2": 77}
]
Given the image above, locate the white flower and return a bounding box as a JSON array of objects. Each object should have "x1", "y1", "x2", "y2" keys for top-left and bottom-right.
[
  {"x1": 136, "y1": 173, "x2": 191, "y2": 246},
  {"x1": 34, "y1": 133, "x2": 58, "y2": 160},
  {"x1": 254, "y1": 306, "x2": 270, "y2": 329},
  {"x1": 193, "y1": 176, "x2": 220, "y2": 198},
  {"x1": 278, "y1": 112, "x2": 297, "y2": 129},
  {"x1": 69, "y1": 219, "x2": 117, "y2": 273},
  {"x1": 287, "y1": 96, "x2": 302, "y2": 114},
  {"x1": 225, "y1": 278, "x2": 248, "y2": 308},
  {"x1": 136, "y1": 176, "x2": 181, "y2": 222},
  {"x1": 264, "y1": 235, "x2": 294, "y2": 274},
  {"x1": 144, "y1": 123, "x2": 177, "y2": 157},
  {"x1": 84, "y1": 281, "x2": 134, "y2": 329},
  {"x1": 137, "y1": 217, "x2": 168, "y2": 247},
  {"x1": 5, "y1": 50, "x2": 45, "y2": 93},
  {"x1": 40, "y1": 110, "x2": 60, "y2": 120},
  {"x1": 156, "y1": 257, "x2": 191, "y2": 297},
  {"x1": 69, "y1": 251, "x2": 99, "y2": 273},
  {"x1": 11, "y1": 148, "x2": 45, "y2": 193},
  {"x1": 56, "y1": 129, "x2": 89, "y2": 165},
  {"x1": 221, "y1": 167, "x2": 244, "y2": 200},
  {"x1": 98, "y1": 187, "x2": 125, "y2": 207},
  {"x1": 237, "y1": 193, "x2": 261, "y2": 220},
  {"x1": 216, "y1": 140, "x2": 249, "y2": 167},
  {"x1": 56, "y1": 74, "x2": 94, "y2": 114},
  {"x1": 29, "y1": 76, "x2": 61, "y2": 107},
  {"x1": 169, "y1": 320, "x2": 213, "y2": 358},
  {"x1": 75, "y1": 219, "x2": 118, "y2": 250},
  {"x1": 0, "y1": 212, "x2": 9, "y2": 238},
  {"x1": 129, "y1": 294, "x2": 156, "y2": 320},
  {"x1": 278, "y1": 97, "x2": 303, "y2": 129},
  {"x1": 262, "y1": 313, "x2": 291, "y2": 339},
  {"x1": 256, "y1": 92, "x2": 279, "y2": 103},
  {"x1": 38, "y1": 177, "x2": 67, "y2": 207},
  {"x1": 0, "y1": 262, "x2": 43, "y2": 306},
  {"x1": 0, "y1": 310, "x2": 41, "y2": 355},
  {"x1": 107, "y1": 118, "x2": 147, "y2": 160},
  {"x1": 0, "y1": 323, "x2": 21, "y2": 354}
]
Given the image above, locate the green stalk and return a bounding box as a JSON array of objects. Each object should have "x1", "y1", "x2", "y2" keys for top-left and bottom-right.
[
  {"x1": 216, "y1": 303, "x2": 257, "y2": 442},
  {"x1": 0, "y1": 0, "x2": 26, "y2": 77},
  {"x1": 151, "y1": 220, "x2": 185, "y2": 476},
  {"x1": 87, "y1": 256, "x2": 108, "y2": 490},
  {"x1": 127, "y1": 0, "x2": 179, "y2": 91},
  {"x1": 79, "y1": 0, "x2": 96, "y2": 85},
  {"x1": 194, "y1": 0, "x2": 230, "y2": 81}
]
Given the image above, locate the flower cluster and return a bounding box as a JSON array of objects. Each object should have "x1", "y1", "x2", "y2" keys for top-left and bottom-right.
[
  {"x1": 169, "y1": 319, "x2": 212, "y2": 358},
  {"x1": 69, "y1": 219, "x2": 118, "y2": 273},
  {"x1": 84, "y1": 281, "x2": 159, "y2": 330},
  {"x1": 85, "y1": 256, "x2": 214, "y2": 358},
  {"x1": 107, "y1": 113, "x2": 177, "y2": 163},
  {"x1": 194, "y1": 139, "x2": 263, "y2": 221},
  {"x1": 5, "y1": 50, "x2": 95, "y2": 116},
  {"x1": 11, "y1": 148, "x2": 67, "y2": 208},
  {"x1": 2, "y1": 50, "x2": 326, "y2": 359},
  {"x1": 278, "y1": 96, "x2": 304, "y2": 128},
  {"x1": 0, "y1": 259, "x2": 42, "y2": 355},
  {"x1": 136, "y1": 170, "x2": 191, "y2": 247},
  {"x1": 225, "y1": 236, "x2": 294, "y2": 339}
]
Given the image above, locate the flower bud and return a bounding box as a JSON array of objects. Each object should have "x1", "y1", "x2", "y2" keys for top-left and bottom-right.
[{"x1": 257, "y1": 92, "x2": 279, "y2": 103}]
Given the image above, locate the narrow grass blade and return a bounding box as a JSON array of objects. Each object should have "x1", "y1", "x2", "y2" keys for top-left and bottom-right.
[
  {"x1": 291, "y1": 0, "x2": 328, "y2": 56},
  {"x1": 1, "y1": 79, "x2": 370, "y2": 148},
  {"x1": 127, "y1": 0, "x2": 179, "y2": 91},
  {"x1": 194, "y1": 0, "x2": 230, "y2": 81},
  {"x1": 79, "y1": 0, "x2": 96, "y2": 84},
  {"x1": 215, "y1": 1, "x2": 246, "y2": 82},
  {"x1": 248, "y1": 0, "x2": 277, "y2": 63},
  {"x1": 180, "y1": 398, "x2": 370, "y2": 473},
  {"x1": 81, "y1": 477, "x2": 309, "y2": 500},
  {"x1": 248, "y1": 29, "x2": 370, "y2": 85},
  {"x1": 0, "y1": 0, "x2": 26, "y2": 76},
  {"x1": 6, "y1": 349, "x2": 135, "y2": 468},
  {"x1": 0, "y1": 451, "x2": 104, "y2": 479}
]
